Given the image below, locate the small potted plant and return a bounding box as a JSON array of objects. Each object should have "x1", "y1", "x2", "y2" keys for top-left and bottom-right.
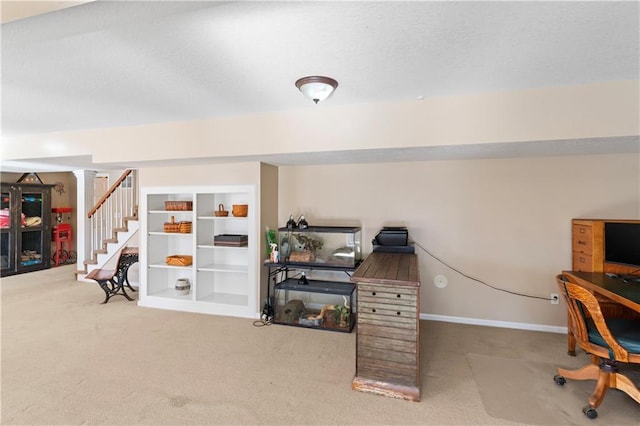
[{"x1": 333, "y1": 304, "x2": 350, "y2": 328}]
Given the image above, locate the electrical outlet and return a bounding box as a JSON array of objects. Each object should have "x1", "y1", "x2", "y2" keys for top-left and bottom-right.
[{"x1": 550, "y1": 293, "x2": 559, "y2": 304}]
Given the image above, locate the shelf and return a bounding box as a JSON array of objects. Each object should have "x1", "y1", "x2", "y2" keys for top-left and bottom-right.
[
  {"x1": 147, "y1": 288, "x2": 193, "y2": 299},
  {"x1": 197, "y1": 244, "x2": 247, "y2": 250},
  {"x1": 265, "y1": 260, "x2": 361, "y2": 272},
  {"x1": 198, "y1": 263, "x2": 248, "y2": 273},
  {"x1": 149, "y1": 232, "x2": 192, "y2": 236},
  {"x1": 197, "y1": 216, "x2": 248, "y2": 220},
  {"x1": 148, "y1": 263, "x2": 193, "y2": 269},
  {"x1": 149, "y1": 210, "x2": 193, "y2": 214},
  {"x1": 276, "y1": 278, "x2": 355, "y2": 295},
  {"x1": 197, "y1": 291, "x2": 248, "y2": 306}
]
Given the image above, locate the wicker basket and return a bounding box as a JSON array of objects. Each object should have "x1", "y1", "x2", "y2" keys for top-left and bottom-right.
[
  {"x1": 166, "y1": 255, "x2": 193, "y2": 267},
  {"x1": 164, "y1": 216, "x2": 192, "y2": 233},
  {"x1": 165, "y1": 201, "x2": 193, "y2": 211},
  {"x1": 178, "y1": 221, "x2": 192, "y2": 233},
  {"x1": 232, "y1": 204, "x2": 248, "y2": 217},
  {"x1": 214, "y1": 203, "x2": 229, "y2": 217},
  {"x1": 164, "y1": 216, "x2": 180, "y2": 233}
]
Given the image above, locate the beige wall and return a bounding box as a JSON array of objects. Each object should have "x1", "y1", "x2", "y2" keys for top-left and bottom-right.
[
  {"x1": 3, "y1": 81, "x2": 638, "y2": 164},
  {"x1": 278, "y1": 153, "x2": 639, "y2": 327}
]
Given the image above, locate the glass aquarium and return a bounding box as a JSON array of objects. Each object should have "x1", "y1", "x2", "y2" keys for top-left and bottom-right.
[{"x1": 277, "y1": 226, "x2": 361, "y2": 268}]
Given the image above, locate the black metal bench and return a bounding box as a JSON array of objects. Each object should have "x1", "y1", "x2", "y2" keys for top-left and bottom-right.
[{"x1": 86, "y1": 247, "x2": 139, "y2": 304}]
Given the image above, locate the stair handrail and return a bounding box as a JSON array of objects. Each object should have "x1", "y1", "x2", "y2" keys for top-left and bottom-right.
[
  {"x1": 88, "y1": 169, "x2": 133, "y2": 218},
  {"x1": 85, "y1": 169, "x2": 138, "y2": 270}
]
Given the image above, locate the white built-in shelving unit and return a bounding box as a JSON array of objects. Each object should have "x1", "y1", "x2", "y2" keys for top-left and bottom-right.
[{"x1": 139, "y1": 185, "x2": 258, "y2": 318}]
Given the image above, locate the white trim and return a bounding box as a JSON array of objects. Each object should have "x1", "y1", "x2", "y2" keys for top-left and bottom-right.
[{"x1": 420, "y1": 313, "x2": 567, "y2": 334}]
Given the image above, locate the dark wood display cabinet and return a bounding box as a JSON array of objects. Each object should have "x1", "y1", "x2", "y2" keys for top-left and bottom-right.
[{"x1": 1, "y1": 182, "x2": 54, "y2": 277}]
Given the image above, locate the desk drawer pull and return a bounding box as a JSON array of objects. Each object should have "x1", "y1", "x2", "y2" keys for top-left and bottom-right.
[
  {"x1": 397, "y1": 294, "x2": 401, "y2": 298},
  {"x1": 371, "y1": 292, "x2": 376, "y2": 296},
  {"x1": 397, "y1": 311, "x2": 401, "y2": 316},
  {"x1": 372, "y1": 308, "x2": 376, "y2": 313}
]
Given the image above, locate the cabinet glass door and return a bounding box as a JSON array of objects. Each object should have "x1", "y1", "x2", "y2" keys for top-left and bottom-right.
[
  {"x1": 1, "y1": 190, "x2": 12, "y2": 272},
  {"x1": 20, "y1": 191, "x2": 45, "y2": 268}
]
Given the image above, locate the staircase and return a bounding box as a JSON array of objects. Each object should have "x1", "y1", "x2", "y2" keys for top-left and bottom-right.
[{"x1": 77, "y1": 170, "x2": 139, "y2": 282}]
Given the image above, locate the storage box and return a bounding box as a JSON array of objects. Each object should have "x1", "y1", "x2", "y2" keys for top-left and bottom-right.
[
  {"x1": 165, "y1": 255, "x2": 193, "y2": 266},
  {"x1": 277, "y1": 226, "x2": 361, "y2": 268},
  {"x1": 373, "y1": 227, "x2": 408, "y2": 246},
  {"x1": 214, "y1": 234, "x2": 248, "y2": 247}
]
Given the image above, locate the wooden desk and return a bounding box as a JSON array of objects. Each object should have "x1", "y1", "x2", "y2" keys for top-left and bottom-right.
[
  {"x1": 351, "y1": 252, "x2": 421, "y2": 401},
  {"x1": 562, "y1": 271, "x2": 640, "y2": 314}
]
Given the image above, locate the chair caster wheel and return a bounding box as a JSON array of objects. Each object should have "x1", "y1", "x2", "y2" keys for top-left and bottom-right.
[
  {"x1": 554, "y1": 374, "x2": 566, "y2": 385},
  {"x1": 582, "y1": 406, "x2": 598, "y2": 419}
]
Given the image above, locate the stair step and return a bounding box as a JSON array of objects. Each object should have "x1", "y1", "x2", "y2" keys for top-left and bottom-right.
[{"x1": 103, "y1": 238, "x2": 118, "y2": 244}]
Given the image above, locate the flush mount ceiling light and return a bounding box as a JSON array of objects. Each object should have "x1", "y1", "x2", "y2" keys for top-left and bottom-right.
[{"x1": 295, "y1": 76, "x2": 338, "y2": 104}]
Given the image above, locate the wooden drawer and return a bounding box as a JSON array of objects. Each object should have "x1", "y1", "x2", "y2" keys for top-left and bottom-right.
[
  {"x1": 358, "y1": 334, "x2": 417, "y2": 355},
  {"x1": 572, "y1": 253, "x2": 593, "y2": 271},
  {"x1": 358, "y1": 284, "x2": 418, "y2": 302},
  {"x1": 357, "y1": 322, "x2": 417, "y2": 341},
  {"x1": 572, "y1": 224, "x2": 593, "y2": 254},
  {"x1": 358, "y1": 311, "x2": 417, "y2": 328},
  {"x1": 358, "y1": 299, "x2": 417, "y2": 315}
]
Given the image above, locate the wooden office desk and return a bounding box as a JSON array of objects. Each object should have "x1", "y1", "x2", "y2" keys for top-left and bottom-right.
[{"x1": 562, "y1": 271, "x2": 640, "y2": 314}]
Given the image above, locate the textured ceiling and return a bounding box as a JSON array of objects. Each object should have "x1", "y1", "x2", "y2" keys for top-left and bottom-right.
[{"x1": 1, "y1": 1, "x2": 639, "y2": 171}]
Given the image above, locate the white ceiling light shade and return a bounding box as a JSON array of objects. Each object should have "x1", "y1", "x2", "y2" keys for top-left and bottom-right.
[{"x1": 295, "y1": 76, "x2": 338, "y2": 104}]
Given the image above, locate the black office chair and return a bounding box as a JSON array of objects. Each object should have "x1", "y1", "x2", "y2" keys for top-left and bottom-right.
[{"x1": 554, "y1": 274, "x2": 640, "y2": 419}]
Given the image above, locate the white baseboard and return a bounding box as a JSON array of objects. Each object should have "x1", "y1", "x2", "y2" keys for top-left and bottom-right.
[{"x1": 420, "y1": 313, "x2": 567, "y2": 334}]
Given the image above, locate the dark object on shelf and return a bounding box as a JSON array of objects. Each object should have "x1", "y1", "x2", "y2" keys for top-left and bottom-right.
[
  {"x1": 286, "y1": 214, "x2": 297, "y2": 230},
  {"x1": 298, "y1": 215, "x2": 309, "y2": 229},
  {"x1": 373, "y1": 226, "x2": 408, "y2": 246},
  {"x1": 298, "y1": 272, "x2": 309, "y2": 285},
  {"x1": 372, "y1": 226, "x2": 415, "y2": 253},
  {"x1": 214, "y1": 234, "x2": 248, "y2": 246}
]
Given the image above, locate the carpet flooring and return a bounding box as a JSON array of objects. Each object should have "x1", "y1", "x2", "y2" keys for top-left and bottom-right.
[{"x1": 2, "y1": 265, "x2": 639, "y2": 425}]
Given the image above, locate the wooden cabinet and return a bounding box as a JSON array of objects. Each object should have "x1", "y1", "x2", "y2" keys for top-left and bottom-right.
[
  {"x1": 571, "y1": 219, "x2": 603, "y2": 272},
  {"x1": 139, "y1": 185, "x2": 259, "y2": 318},
  {"x1": 351, "y1": 252, "x2": 421, "y2": 402},
  {"x1": 1, "y1": 183, "x2": 53, "y2": 277},
  {"x1": 572, "y1": 218, "x2": 640, "y2": 274}
]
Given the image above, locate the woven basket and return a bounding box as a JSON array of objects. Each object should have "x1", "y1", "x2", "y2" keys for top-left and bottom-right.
[
  {"x1": 166, "y1": 255, "x2": 193, "y2": 267},
  {"x1": 232, "y1": 204, "x2": 248, "y2": 217},
  {"x1": 165, "y1": 201, "x2": 193, "y2": 211},
  {"x1": 214, "y1": 203, "x2": 229, "y2": 217},
  {"x1": 163, "y1": 216, "x2": 191, "y2": 233},
  {"x1": 164, "y1": 216, "x2": 180, "y2": 233},
  {"x1": 178, "y1": 221, "x2": 192, "y2": 233}
]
